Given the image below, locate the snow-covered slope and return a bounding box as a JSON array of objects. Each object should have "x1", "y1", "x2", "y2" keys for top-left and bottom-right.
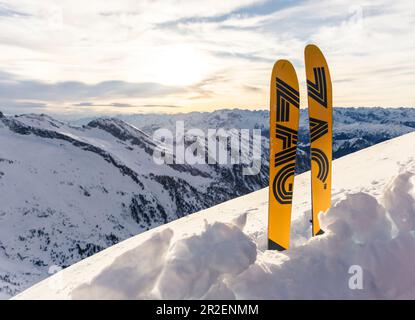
[
  {"x1": 15, "y1": 131, "x2": 415, "y2": 299},
  {"x1": 0, "y1": 112, "x2": 266, "y2": 298}
]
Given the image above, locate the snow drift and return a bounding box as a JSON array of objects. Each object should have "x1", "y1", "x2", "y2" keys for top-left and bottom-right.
[{"x1": 15, "y1": 132, "x2": 415, "y2": 299}]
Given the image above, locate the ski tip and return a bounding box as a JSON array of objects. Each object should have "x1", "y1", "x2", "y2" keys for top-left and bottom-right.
[
  {"x1": 272, "y1": 59, "x2": 295, "y2": 72},
  {"x1": 304, "y1": 44, "x2": 329, "y2": 68},
  {"x1": 268, "y1": 239, "x2": 287, "y2": 251},
  {"x1": 271, "y1": 59, "x2": 298, "y2": 85},
  {"x1": 315, "y1": 229, "x2": 325, "y2": 236},
  {"x1": 304, "y1": 43, "x2": 322, "y2": 54}
]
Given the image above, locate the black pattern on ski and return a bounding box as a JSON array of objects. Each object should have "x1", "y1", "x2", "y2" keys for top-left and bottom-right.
[
  {"x1": 307, "y1": 67, "x2": 327, "y2": 107},
  {"x1": 309, "y1": 117, "x2": 328, "y2": 142},
  {"x1": 311, "y1": 147, "x2": 329, "y2": 183},
  {"x1": 276, "y1": 78, "x2": 299, "y2": 122}
]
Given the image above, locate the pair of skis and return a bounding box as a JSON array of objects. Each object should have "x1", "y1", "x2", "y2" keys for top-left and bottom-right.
[{"x1": 268, "y1": 44, "x2": 333, "y2": 251}]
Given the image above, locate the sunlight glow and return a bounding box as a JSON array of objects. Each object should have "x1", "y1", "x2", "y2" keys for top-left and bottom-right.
[{"x1": 149, "y1": 44, "x2": 210, "y2": 86}]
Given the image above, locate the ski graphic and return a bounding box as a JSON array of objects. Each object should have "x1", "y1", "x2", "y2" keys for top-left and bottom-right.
[
  {"x1": 268, "y1": 60, "x2": 300, "y2": 251},
  {"x1": 305, "y1": 44, "x2": 333, "y2": 236}
]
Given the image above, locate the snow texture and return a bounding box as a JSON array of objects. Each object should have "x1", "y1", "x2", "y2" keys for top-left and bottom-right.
[{"x1": 15, "y1": 131, "x2": 415, "y2": 299}]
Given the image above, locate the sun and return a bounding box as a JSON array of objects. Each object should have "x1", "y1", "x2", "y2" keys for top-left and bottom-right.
[{"x1": 151, "y1": 44, "x2": 210, "y2": 86}]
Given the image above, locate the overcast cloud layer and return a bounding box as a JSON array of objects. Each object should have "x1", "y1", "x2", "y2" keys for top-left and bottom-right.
[{"x1": 0, "y1": 0, "x2": 414, "y2": 115}]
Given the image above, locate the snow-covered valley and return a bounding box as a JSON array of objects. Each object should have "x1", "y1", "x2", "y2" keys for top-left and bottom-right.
[{"x1": 15, "y1": 131, "x2": 415, "y2": 299}]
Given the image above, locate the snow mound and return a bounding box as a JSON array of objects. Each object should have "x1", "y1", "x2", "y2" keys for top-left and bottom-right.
[
  {"x1": 72, "y1": 214, "x2": 256, "y2": 299},
  {"x1": 72, "y1": 228, "x2": 173, "y2": 299},
  {"x1": 233, "y1": 182, "x2": 415, "y2": 299},
  {"x1": 242, "y1": 173, "x2": 415, "y2": 299},
  {"x1": 31, "y1": 171, "x2": 415, "y2": 300}
]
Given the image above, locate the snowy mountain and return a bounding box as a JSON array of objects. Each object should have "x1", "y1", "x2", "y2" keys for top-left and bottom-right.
[
  {"x1": 0, "y1": 111, "x2": 266, "y2": 298},
  {"x1": 74, "y1": 107, "x2": 415, "y2": 170},
  {"x1": 15, "y1": 131, "x2": 415, "y2": 299}
]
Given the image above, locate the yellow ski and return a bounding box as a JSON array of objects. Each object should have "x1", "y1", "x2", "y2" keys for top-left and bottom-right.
[
  {"x1": 268, "y1": 60, "x2": 300, "y2": 251},
  {"x1": 305, "y1": 44, "x2": 333, "y2": 236}
]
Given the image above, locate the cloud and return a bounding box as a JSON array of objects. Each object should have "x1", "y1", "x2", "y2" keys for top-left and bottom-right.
[
  {"x1": 72, "y1": 102, "x2": 134, "y2": 108},
  {"x1": 72, "y1": 102, "x2": 180, "y2": 108},
  {"x1": 0, "y1": 100, "x2": 48, "y2": 116},
  {"x1": 0, "y1": 3, "x2": 30, "y2": 17},
  {"x1": 242, "y1": 84, "x2": 262, "y2": 93},
  {"x1": 72, "y1": 102, "x2": 96, "y2": 107},
  {"x1": 0, "y1": 71, "x2": 182, "y2": 102},
  {"x1": 0, "y1": 0, "x2": 414, "y2": 113},
  {"x1": 0, "y1": 100, "x2": 47, "y2": 109},
  {"x1": 138, "y1": 104, "x2": 181, "y2": 108}
]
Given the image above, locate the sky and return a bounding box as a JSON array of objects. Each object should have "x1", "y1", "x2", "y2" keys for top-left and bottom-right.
[{"x1": 0, "y1": 0, "x2": 414, "y2": 117}]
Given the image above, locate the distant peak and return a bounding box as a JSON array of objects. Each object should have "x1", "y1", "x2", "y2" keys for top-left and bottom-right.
[{"x1": 87, "y1": 117, "x2": 152, "y2": 141}]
